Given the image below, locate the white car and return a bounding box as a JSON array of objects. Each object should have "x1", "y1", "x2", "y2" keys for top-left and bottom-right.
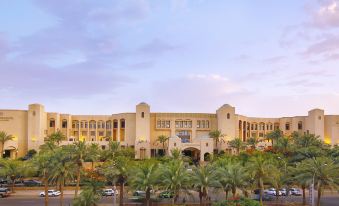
[
  {"x1": 102, "y1": 189, "x2": 119, "y2": 196},
  {"x1": 290, "y1": 188, "x2": 302, "y2": 196},
  {"x1": 40, "y1": 190, "x2": 61, "y2": 197},
  {"x1": 264, "y1": 188, "x2": 281, "y2": 196}
]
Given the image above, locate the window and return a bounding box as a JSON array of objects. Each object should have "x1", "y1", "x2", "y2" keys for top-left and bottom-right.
[
  {"x1": 62, "y1": 120, "x2": 67, "y2": 128},
  {"x1": 206, "y1": 120, "x2": 209, "y2": 128},
  {"x1": 157, "y1": 120, "x2": 161, "y2": 128},
  {"x1": 188, "y1": 121, "x2": 192, "y2": 128},
  {"x1": 166, "y1": 121, "x2": 170, "y2": 128},
  {"x1": 72, "y1": 123, "x2": 75, "y2": 129},
  {"x1": 85, "y1": 122, "x2": 88, "y2": 128},
  {"x1": 106, "y1": 121, "x2": 111, "y2": 129},
  {"x1": 101, "y1": 145, "x2": 106, "y2": 150},
  {"x1": 141, "y1": 112, "x2": 144, "y2": 118},
  {"x1": 318, "y1": 116, "x2": 322, "y2": 120},
  {"x1": 285, "y1": 123, "x2": 290, "y2": 130},
  {"x1": 197, "y1": 120, "x2": 201, "y2": 128},
  {"x1": 227, "y1": 113, "x2": 230, "y2": 119},
  {"x1": 251, "y1": 124, "x2": 254, "y2": 130},
  {"x1": 202, "y1": 120, "x2": 205, "y2": 128},
  {"x1": 81, "y1": 122, "x2": 84, "y2": 128},
  {"x1": 90, "y1": 131, "x2": 95, "y2": 136},
  {"x1": 49, "y1": 119, "x2": 55, "y2": 128},
  {"x1": 120, "y1": 119, "x2": 125, "y2": 128},
  {"x1": 298, "y1": 122, "x2": 303, "y2": 130},
  {"x1": 99, "y1": 131, "x2": 104, "y2": 136},
  {"x1": 113, "y1": 121, "x2": 118, "y2": 128}
]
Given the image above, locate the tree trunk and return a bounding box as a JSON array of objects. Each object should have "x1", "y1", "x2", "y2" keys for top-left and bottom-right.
[
  {"x1": 146, "y1": 188, "x2": 151, "y2": 206},
  {"x1": 317, "y1": 186, "x2": 321, "y2": 206},
  {"x1": 232, "y1": 188, "x2": 236, "y2": 197},
  {"x1": 225, "y1": 190, "x2": 229, "y2": 200},
  {"x1": 259, "y1": 178, "x2": 264, "y2": 206},
  {"x1": 199, "y1": 190, "x2": 203, "y2": 206},
  {"x1": 75, "y1": 167, "x2": 81, "y2": 197},
  {"x1": 11, "y1": 178, "x2": 15, "y2": 193},
  {"x1": 0, "y1": 143, "x2": 3, "y2": 158},
  {"x1": 302, "y1": 186, "x2": 306, "y2": 205},
  {"x1": 119, "y1": 182, "x2": 124, "y2": 206},
  {"x1": 44, "y1": 174, "x2": 49, "y2": 206},
  {"x1": 91, "y1": 161, "x2": 94, "y2": 170},
  {"x1": 60, "y1": 180, "x2": 64, "y2": 206}
]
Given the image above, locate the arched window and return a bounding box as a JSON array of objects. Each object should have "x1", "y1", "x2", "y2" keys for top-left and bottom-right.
[
  {"x1": 285, "y1": 123, "x2": 290, "y2": 130},
  {"x1": 62, "y1": 119, "x2": 67, "y2": 128},
  {"x1": 141, "y1": 112, "x2": 144, "y2": 118},
  {"x1": 298, "y1": 121, "x2": 303, "y2": 130},
  {"x1": 227, "y1": 113, "x2": 230, "y2": 119},
  {"x1": 49, "y1": 119, "x2": 55, "y2": 128}
]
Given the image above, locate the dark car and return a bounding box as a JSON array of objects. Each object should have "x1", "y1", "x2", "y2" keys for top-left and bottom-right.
[
  {"x1": 159, "y1": 191, "x2": 174, "y2": 198},
  {"x1": 0, "y1": 188, "x2": 10, "y2": 198},
  {"x1": 23, "y1": 180, "x2": 42, "y2": 187},
  {"x1": 252, "y1": 189, "x2": 274, "y2": 201}
]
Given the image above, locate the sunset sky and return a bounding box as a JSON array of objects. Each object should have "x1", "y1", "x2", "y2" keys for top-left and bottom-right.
[{"x1": 1, "y1": 0, "x2": 339, "y2": 117}]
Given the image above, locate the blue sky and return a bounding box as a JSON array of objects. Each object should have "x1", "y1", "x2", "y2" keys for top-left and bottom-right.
[{"x1": 1, "y1": 0, "x2": 339, "y2": 117}]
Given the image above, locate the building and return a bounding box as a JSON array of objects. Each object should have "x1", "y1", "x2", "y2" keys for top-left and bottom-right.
[{"x1": 0, "y1": 103, "x2": 338, "y2": 160}]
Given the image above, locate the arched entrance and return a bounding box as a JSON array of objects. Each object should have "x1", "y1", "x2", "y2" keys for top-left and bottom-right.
[
  {"x1": 182, "y1": 147, "x2": 200, "y2": 164},
  {"x1": 3, "y1": 146, "x2": 17, "y2": 159}
]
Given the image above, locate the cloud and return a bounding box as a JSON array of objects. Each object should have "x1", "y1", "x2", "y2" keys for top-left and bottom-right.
[
  {"x1": 311, "y1": 0, "x2": 339, "y2": 28},
  {"x1": 138, "y1": 38, "x2": 180, "y2": 55},
  {"x1": 151, "y1": 74, "x2": 249, "y2": 112},
  {"x1": 262, "y1": 56, "x2": 287, "y2": 64}
]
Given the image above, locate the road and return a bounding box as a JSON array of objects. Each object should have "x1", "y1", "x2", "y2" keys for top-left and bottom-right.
[{"x1": 1, "y1": 190, "x2": 339, "y2": 206}]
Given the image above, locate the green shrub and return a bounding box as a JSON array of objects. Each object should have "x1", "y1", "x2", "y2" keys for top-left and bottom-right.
[{"x1": 213, "y1": 197, "x2": 260, "y2": 206}]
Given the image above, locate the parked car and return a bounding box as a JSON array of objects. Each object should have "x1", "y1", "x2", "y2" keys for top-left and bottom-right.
[
  {"x1": 290, "y1": 188, "x2": 302, "y2": 196},
  {"x1": 39, "y1": 190, "x2": 61, "y2": 197},
  {"x1": 279, "y1": 188, "x2": 287, "y2": 196},
  {"x1": 133, "y1": 190, "x2": 146, "y2": 197},
  {"x1": 159, "y1": 191, "x2": 174, "y2": 198},
  {"x1": 264, "y1": 188, "x2": 281, "y2": 196},
  {"x1": 252, "y1": 190, "x2": 274, "y2": 201},
  {"x1": 24, "y1": 180, "x2": 42, "y2": 187},
  {"x1": 0, "y1": 188, "x2": 10, "y2": 198},
  {"x1": 102, "y1": 189, "x2": 114, "y2": 196}
]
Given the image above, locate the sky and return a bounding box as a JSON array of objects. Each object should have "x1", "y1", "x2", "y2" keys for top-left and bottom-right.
[{"x1": 1, "y1": 0, "x2": 339, "y2": 117}]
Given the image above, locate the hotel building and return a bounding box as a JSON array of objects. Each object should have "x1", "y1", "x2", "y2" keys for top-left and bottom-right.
[{"x1": 0, "y1": 103, "x2": 338, "y2": 160}]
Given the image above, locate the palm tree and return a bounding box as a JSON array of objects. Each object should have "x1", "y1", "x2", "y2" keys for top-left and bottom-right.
[
  {"x1": 48, "y1": 131, "x2": 66, "y2": 145},
  {"x1": 0, "y1": 131, "x2": 14, "y2": 158},
  {"x1": 86, "y1": 143, "x2": 100, "y2": 170},
  {"x1": 266, "y1": 129, "x2": 283, "y2": 146},
  {"x1": 222, "y1": 162, "x2": 249, "y2": 198},
  {"x1": 247, "y1": 153, "x2": 276, "y2": 206},
  {"x1": 0, "y1": 159, "x2": 32, "y2": 192},
  {"x1": 209, "y1": 130, "x2": 224, "y2": 152},
  {"x1": 274, "y1": 137, "x2": 293, "y2": 155},
  {"x1": 228, "y1": 137, "x2": 246, "y2": 154},
  {"x1": 49, "y1": 147, "x2": 75, "y2": 206},
  {"x1": 213, "y1": 157, "x2": 234, "y2": 200},
  {"x1": 246, "y1": 136, "x2": 259, "y2": 150},
  {"x1": 33, "y1": 152, "x2": 54, "y2": 206},
  {"x1": 159, "y1": 160, "x2": 191, "y2": 205},
  {"x1": 170, "y1": 148, "x2": 182, "y2": 160},
  {"x1": 190, "y1": 164, "x2": 220, "y2": 206},
  {"x1": 102, "y1": 156, "x2": 131, "y2": 206},
  {"x1": 73, "y1": 176, "x2": 105, "y2": 206},
  {"x1": 295, "y1": 157, "x2": 339, "y2": 206},
  {"x1": 157, "y1": 135, "x2": 169, "y2": 156},
  {"x1": 129, "y1": 160, "x2": 159, "y2": 206},
  {"x1": 72, "y1": 141, "x2": 88, "y2": 198}
]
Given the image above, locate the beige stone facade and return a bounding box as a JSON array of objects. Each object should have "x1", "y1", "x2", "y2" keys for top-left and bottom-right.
[{"x1": 0, "y1": 103, "x2": 338, "y2": 160}]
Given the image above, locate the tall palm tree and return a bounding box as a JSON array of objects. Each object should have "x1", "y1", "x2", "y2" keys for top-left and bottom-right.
[
  {"x1": 73, "y1": 176, "x2": 105, "y2": 206},
  {"x1": 266, "y1": 129, "x2": 283, "y2": 146},
  {"x1": 170, "y1": 148, "x2": 182, "y2": 160},
  {"x1": 0, "y1": 131, "x2": 14, "y2": 158},
  {"x1": 157, "y1": 135, "x2": 169, "y2": 155},
  {"x1": 213, "y1": 157, "x2": 234, "y2": 200},
  {"x1": 0, "y1": 159, "x2": 32, "y2": 192},
  {"x1": 129, "y1": 160, "x2": 159, "y2": 206},
  {"x1": 49, "y1": 147, "x2": 75, "y2": 206},
  {"x1": 274, "y1": 137, "x2": 293, "y2": 155},
  {"x1": 86, "y1": 143, "x2": 100, "y2": 170},
  {"x1": 222, "y1": 162, "x2": 249, "y2": 197},
  {"x1": 33, "y1": 152, "x2": 54, "y2": 206},
  {"x1": 295, "y1": 157, "x2": 339, "y2": 206},
  {"x1": 72, "y1": 141, "x2": 88, "y2": 198},
  {"x1": 247, "y1": 153, "x2": 276, "y2": 206},
  {"x1": 190, "y1": 164, "x2": 220, "y2": 206},
  {"x1": 159, "y1": 160, "x2": 191, "y2": 205},
  {"x1": 209, "y1": 130, "x2": 224, "y2": 152},
  {"x1": 102, "y1": 156, "x2": 131, "y2": 206},
  {"x1": 246, "y1": 136, "x2": 259, "y2": 150},
  {"x1": 228, "y1": 138, "x2": 246, "y2": 154}
]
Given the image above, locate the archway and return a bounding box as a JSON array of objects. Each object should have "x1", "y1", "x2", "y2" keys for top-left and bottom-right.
[
  {"x1": 204, "y1": 153, "x2": 211, "y2": 161},
  {"x1": 182, "y1": 147, "x2": 200, "y2": 164},
  {"x1": 3, "y1": 146, "x2": 17, "y2": 159}
]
